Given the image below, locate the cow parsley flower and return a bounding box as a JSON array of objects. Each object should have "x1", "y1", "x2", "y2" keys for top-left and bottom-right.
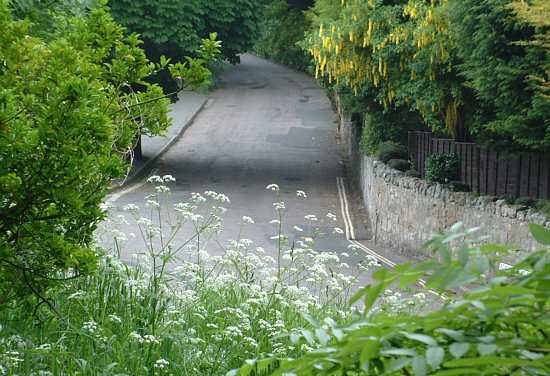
[
  {"x1": 154, "y1": 359, "x2": 170, "y2": 369},
  {"x1": 296, "y1": 190, "x2": 307, "y2": 198},
  {"x1": 242, "y1": 216, "x2": 255, "y2": 224}
]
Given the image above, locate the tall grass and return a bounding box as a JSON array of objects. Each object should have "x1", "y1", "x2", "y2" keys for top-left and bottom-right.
[{"x1": 0, "y1": 177, "x2": 378, "y2": 375}]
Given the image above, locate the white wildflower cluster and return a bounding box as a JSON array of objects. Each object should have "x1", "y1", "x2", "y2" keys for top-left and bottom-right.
[
  {"x1": 154, "y1": 358, "x2": 170, "y2": 369},
  {"x1": 147, "y1": 175, "x2": 175, "y2": 184},
  {"x1": 108, "y1": 314, "x2": 122, "y2": 324},
  {"x1": 96, "y1": 181, "x2": 380, "y2": 371},
  {"x1": 304, "y1": 214, "x2": 318, "y2": 221},
  {"x1": 82, "y1": 320, "x2": 98, "y2": 334},
  {"x1": 371, "y1": 289, "x2": 430, "y2": 315},
  {"x1": 128, "y1": 332, "x2": 161, "y2": 345},
  {"x1": 242, "y1": 216, "x2": 255, "y2": 224},
  {"x1": 273, "y1": 201, "x2": 285, "y2": 211},
  {"x1": 204, "y1": 190, "x2": 231, "y2": 203}
]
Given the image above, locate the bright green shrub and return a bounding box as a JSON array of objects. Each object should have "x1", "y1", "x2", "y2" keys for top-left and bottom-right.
[
  {"x1": 425, "y1": 153, "x2": 460, "y2": 184},
  {"x1": 387, "y1": 159, "x2": 410, "y2": 172},
  {"x1": 376, "y1": 142, "x2": 408, "y2": 163},
  {"x1": 0, "y1": 1, "x2": 214, "y2": 305}
]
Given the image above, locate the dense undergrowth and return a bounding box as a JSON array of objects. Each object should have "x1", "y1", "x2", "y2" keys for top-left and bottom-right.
[{"x1": 0, "y1": 177, "x2": 394, "y2": 375}]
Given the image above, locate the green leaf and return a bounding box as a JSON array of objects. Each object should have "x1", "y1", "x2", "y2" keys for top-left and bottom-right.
[
  {"x1": 380, "y1": 348, "x2": 417, "y2": 357},
  {"x1": 290, "y1": 332, "x2": 301, "y2": 344},
  {"x1": 302, "y1": 313, "x2": 320, "y2": 328},
  {"x1": 386, "y1": 357, "x2": 412, "y2": 373},
  {"x1": 477, "y1": 343, "x2": 497, "y2": 356},
  {"x1": 364, "y1": 282, "x2": 386, "y2": 312},
  {"x1": 529, "y1": 224, "x2": 550, "y2": 245},
  {"x1": 301, "y1": 330, "x2": 315, "y2": 346},
  {"x1": 350, "y1": 286, "x2": 368, "y2": 306},
  {"x1": 315, "y1": 328, "x2": 330, "y2": 346},
  {"x1": 402, "y1": 332, "x2": 438, "y2": 347},
  {"x1": 432, "y1": 368, "x2": 480, "y2": 375},
  {"x1": 426, "y1": 347, "x2": 445, "y2": 370},
  {"x1": 444, "y1": 356, "x2": 534, "y2": 368},
  {"x1": 360, "y1": 340, "x2": 379, "y2": 366},
  {"x1": 449, "y1": 342, "x2": 470, "y2": 359},
  {"x1": 412, "y1": 356, "x2": 427, "y2": 376},
  {"x1": 435, "y1": 329, "x2": 464, "y2": 342}
]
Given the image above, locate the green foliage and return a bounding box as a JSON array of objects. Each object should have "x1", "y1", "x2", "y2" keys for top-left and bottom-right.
[
  {"x1": 376, "y1": 142, "x2": 408, "y2": 164},
  {"x1": 405, "y1": 169, "x2": 421, "y2": 178},
  {"x1": 303, "y1": 0, "x2": 549, "y2": 152},
  {"x1": 233, "y1": 224, "x2": 550, "y2": 375},
  {"x1": 535, "y1": 199, "x2": 550, "y2": 219},
  {"x1": 448, "y1": 0, "x2": 550, "y2": 151},
  {"x1": 387, "y1": 159, "x2": 410, "y2": 172},
  {"x1": 515, "y1": 196, "x2": 536, "y2": 206},
  {"x1": 359, "y1": 107, "x2": 419, "y2": 156},
  {"x1": 0, "y1": 178, "x2": 358, "y2": 374},
  {"x1": 0, "y1": 1, "x2": 214, "y2": 305},
  {"x1": 425, "y1": 153, "x2": 460, "y2": 184},
  {"x1": 109, "y1": 0, "x2": 263, "y2": 66},
  {"x1": 255, "y1": 0, "x2": 312, "y2": 71}
]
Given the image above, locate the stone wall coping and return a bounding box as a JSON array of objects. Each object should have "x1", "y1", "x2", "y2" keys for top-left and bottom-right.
[{"x1": 368, "y1": 157, "x2": 550, "y2": 227}]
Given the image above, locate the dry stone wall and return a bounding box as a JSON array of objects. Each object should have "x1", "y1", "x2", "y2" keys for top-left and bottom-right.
[{"x1": 335, "y1": 94, "x2": 550, "y2": 258}]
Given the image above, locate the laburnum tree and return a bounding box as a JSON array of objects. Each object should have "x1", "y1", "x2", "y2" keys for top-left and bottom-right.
[
  {"x1": 303, "y1": 0, "x2": 549, "y2": 151},
  {"x1": 0, "y1": 0, "x2": 218, "y2": 307}
]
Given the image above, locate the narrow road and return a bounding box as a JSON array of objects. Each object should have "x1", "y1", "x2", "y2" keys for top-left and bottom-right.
[{"x1": 102, "y1": 54, "x2": 384, "y2": 276}]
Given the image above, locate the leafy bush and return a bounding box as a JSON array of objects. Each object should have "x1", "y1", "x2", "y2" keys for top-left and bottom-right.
[
  {"x1": 376, "y1": 142, "x2": 408, "y2": 163},
  {"x1": 359, "y1": 106, "x2": 420, "y2": 156},
  {"x1": 0, "y1": 1, "x2": 216, "y2": 305},
  {"x1": 255, "y1": 0, "x2": 312, "y2": 71},
  {"x1": 425, "y1": 153, "x2": 460, "y2": 184},
  {"x1": 234, "y1": 223, "x2": 550, "y2": 375},
  {"x1": 387, "y1": 159, "x2": 410, "y2": 172},
  {"x1": 110, "y1": 0, "x2": 262, "y2": 66},
  {"x1": 448, "y1": 0, "x2": 550, "y2": 151}
]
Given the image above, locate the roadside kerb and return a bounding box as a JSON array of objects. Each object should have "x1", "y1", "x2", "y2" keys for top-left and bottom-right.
[{"x1": 108, "y1": 96, "x2": 210, "y2": 194}]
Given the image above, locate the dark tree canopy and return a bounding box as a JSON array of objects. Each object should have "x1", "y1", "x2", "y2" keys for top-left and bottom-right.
[{"x1": 109, "y1": 0, "x2": 263, "y2": 64}]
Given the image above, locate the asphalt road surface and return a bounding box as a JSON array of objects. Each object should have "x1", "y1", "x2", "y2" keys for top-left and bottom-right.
[{"x1": 100, "y1": 55, "x2": 405, "y2": 285}]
